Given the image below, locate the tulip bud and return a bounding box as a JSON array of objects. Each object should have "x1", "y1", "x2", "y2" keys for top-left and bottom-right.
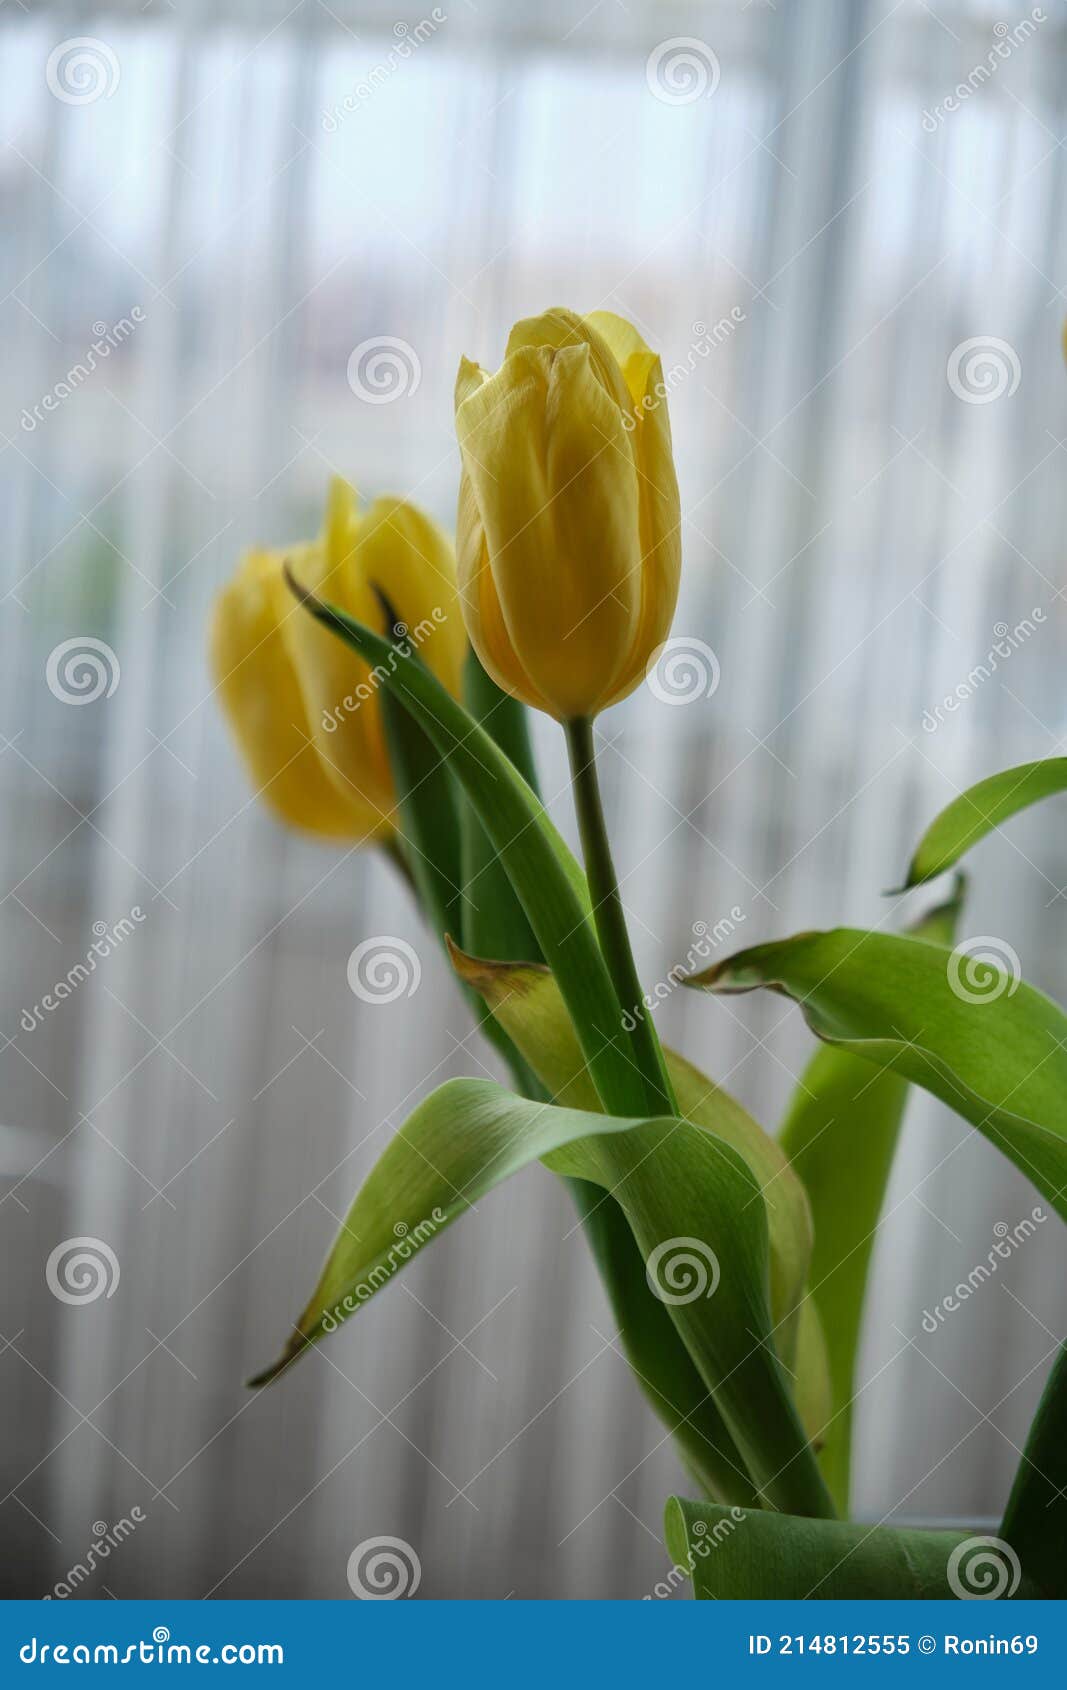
[
  {"x1": 454, "y1": 308, "x2": 682, "y2": 720},
  {"x1": 209, "y1": 478, "x2": 466, "y2": 841}
]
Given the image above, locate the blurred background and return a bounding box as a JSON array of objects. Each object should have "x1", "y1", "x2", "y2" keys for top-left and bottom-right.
[{"x1": 2, "y1": 0, "x2": 1066, "y2": 1600}]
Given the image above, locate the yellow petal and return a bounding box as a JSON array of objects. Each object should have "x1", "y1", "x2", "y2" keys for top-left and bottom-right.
[
  {"x1": 455, "y1": 354, "x2": 489, "y2": 411},
  {"x1": 455, "y1": 465, "x2": 553, "y2": 714},
  {"x1": 280, "y1": 484, "x2": 394, "y2": 824},
  {"x1": 455, "y1": 306, "x2": 684, "y2": 719},
  {"x1": 603, "y1": 352, "x2": 682, "y2": 708},
  {"x1": 358, "y1": 495, "x2": 467, "y2": 697},
  {"x1": 209, "y1": 547, "x2": 387, "y2": 840},
  {"x1": 585, "y1": 309, "x2": 656, "y2": 405},
  {"x1": 457, "y1": 342, "x2": 641, "y2": 718},
  {"x1": 505, "y1": 306, "x2": 632, "y2": 415}
]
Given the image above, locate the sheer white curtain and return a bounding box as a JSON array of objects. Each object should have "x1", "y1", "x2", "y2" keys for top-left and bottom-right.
[{"x1": 2, "y1": 0, "x2": 1066, "y2": 1598}]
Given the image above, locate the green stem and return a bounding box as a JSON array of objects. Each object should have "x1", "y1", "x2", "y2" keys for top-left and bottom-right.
[
  {"x1": 565, "y1": 716, "x2": 678, "y2": 1118},
  {"x1": 381, "y1": 833, "x2": 416, "y2": 894}
]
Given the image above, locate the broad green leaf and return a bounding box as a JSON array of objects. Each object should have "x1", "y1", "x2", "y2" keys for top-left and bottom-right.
[
  {"x1": 663, "y1": 1497, "x2": 1044, "y2": 1599},
  {"x1": 1001, "y1": 1342, "x2": 1067, "y2": 1588},
  {"x1": 285, "y1": 575, "x2": 661, "y2": 1120},
  {"x1": 899, "y1": 758, "x2": 1067, "y2": 889},
  {"x1": 251, "y1": 1077, "x2": 833, "y2": 1518},
  {"x1": 291, "y1": 583, "x2": 788, "y2": 1502},
  {"x1": 691, "y1": 928, "x2": 1067, "y2": 1229},
  {"x1": 394, "y1": 658, "x2": 751, "y2": 1500},
  {"x1": 287, "y1": 591, "x2": 798, "y2": 1507},
  {"x1": 778, "y1": 880, "x2": 965, "y2": 1512},
  {"x1": 565, "y1": 1176, "x2": 758, "y2": 1507},
  {"x1": 446, "y1": 944, "x2": 813, "y2": 1372},
  {"x1": 446, "y1": 943, "x2": 809, "y2": 1502},
  {"x1": 459, "y1": 649, "x2": 542, "y2": 966}
]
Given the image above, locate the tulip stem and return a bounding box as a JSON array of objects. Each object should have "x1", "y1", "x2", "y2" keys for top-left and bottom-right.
[
  {"x1": 565, "y1": 717, "x2": 679, "y2": 1118},
  {"x1": 382, "y1": 835, "x2": 417, "y2": 895}
]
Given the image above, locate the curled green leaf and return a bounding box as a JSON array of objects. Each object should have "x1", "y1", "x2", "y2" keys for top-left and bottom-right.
[
  {"x1": 252, "y1": 1076, "x2": 833, "y2": 1519},
  {"x1": 447, "y1": 942, "x2": 814, "y2": 1373},
  {"x1": 778, "y1": 879, "x2": 965, "y2": 1511},
  {"x1": 898, "y1": 758, "x2": 1067, "y2": 890},
  {"x1": 663, "y1": 1496, "x2": 1043, "y2": 1599},
  {"x1": 690, "y1": 926, "x2": 1067, "y2": 1229}
]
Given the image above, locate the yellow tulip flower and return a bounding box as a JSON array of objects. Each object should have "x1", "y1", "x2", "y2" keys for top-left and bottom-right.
[
  {"x1": 210, "y1": 478, "x2": 466, "y2": 842},
  {"x1": 454, "y1": 307, "x2": 682, "y2": 721}
]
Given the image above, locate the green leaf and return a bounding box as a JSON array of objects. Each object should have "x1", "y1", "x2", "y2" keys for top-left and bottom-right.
[
  {"x1": 251, "y1": 1076, "x2": 833, "y2": 1519},
  {"x1": 283, "y1": 582, "x2": 833, "y2": 1514},
  {"x1": 380, "y1": 682, "x2": 465, "y2": 944},
  {"x1": 778, "y1": 879, "x2": 966, "y2": 1512},
  {"x1": 445, "y1": 671, "x2": 747, "y2": 1502},
  {"x1": 690, "y1": 926, "x2": 1067, "y2": 1228},
  {"x1": 458, "y1": 650, "x2": 542, "y2": 966},
  {"x1": 448, "y1": 943, "x2": 837, "y2": 1485},
  {"x1": 285, "y1": 584, "x2": 821, "y2": 1508},
  {"x1": 447, "y1": 944, "x2": 814, "y2": 1374},
  {"x1": 1001, "y1": 1342, "x2": 1067, "y2": 1588},
  {"x1": 564, "y1": 1176, "x2": 758, "y2": 1507},
  {"x1": 663, "y1": 1497, "x2": 1044, "y2": 1599},
  {"x1": 898, "y1": 759, "x2": 1067, "y2": 889},
  {"x1": 388, "y1": 652, "x2": 746, "y2": 1500},
  {"x1": 283, "y1": 572, "x2": 658, "y2": 1121},
  {"x1": 375, "y1": 625, "x2": 532, "y2": 1081}
]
